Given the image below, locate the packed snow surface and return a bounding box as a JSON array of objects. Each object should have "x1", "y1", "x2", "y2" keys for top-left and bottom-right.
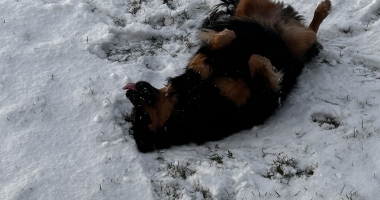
[{"x1": 1, "y1": 0, "x2": 380, "y2": 199}]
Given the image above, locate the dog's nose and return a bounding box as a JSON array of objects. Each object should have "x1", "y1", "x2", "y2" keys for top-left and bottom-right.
[{"x1": 125, "y1": 81, "x2": 160, "y2": 106}]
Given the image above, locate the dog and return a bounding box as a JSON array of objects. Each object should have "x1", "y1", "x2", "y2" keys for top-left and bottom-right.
[{"x1": 123, "y1": 0, "x2": 331, "y2": 152}]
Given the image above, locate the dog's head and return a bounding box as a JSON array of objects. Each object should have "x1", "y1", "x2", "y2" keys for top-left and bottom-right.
[
  {"x1": 124, "y1": 81, "x2": 177, "y2": 131},
  {"x1": 123, "y1": 72, "x2": 254, "y2": 152}
]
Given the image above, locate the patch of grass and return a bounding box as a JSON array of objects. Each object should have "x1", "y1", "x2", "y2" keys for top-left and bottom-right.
[
  {"x1": 210, "y1": 154, "x2": 223, "y2": 164},
  {"x1": 264, "y1": 156, "x2": 314, "y2": 183},
  {"x1": 156, "y1": 155, "x2": 165, "y2": 163},
  {"x1": 164, "y1": 0, "x2": 177, "y2": 10},
  {"x1": 194, "y1": 182, "x2": 212, "y2": 199},
  {"x1": 122, "y1": 111, "x2": 134, "y2": 123},
  {"x1": 167, "y1": 162, "x2": 196, "y2": 179},
  {"x1": 155, "y1": 181, "x2": 182, "y2": 200},
  {"x1": 272, "y1": 156, "x2": 297, "y2": 177},
  {"x1": 98, "y1": 0, "x2": 204, "y2": 64},
  {"x1": 353, "y1": 67, "x2": 378, "y2": 78},
  {"x1": 174, "y1": 34, "x2": 196, "y2": 50},
  {"x1": 312, "y1": 114, "x2": 341, "y2": 129},
  {"x1": 196, "y1": 0, "x2": 211, "y2": 12},
  {"x1": 148, "y1": 36, "x2": 165, "y2": 50},
  {"x1": 175, "y1": 9, "x2": 191, "y2": 29},
  {"x1": 113, "y1": 17, "x2": 125, "y2": 27},
  {"x1": 227, "y1": 150, "x2": 234, "y2": 159},
  {"x1": 151, "y1": 159, "x2": 204, "y2": 200},
  {"x1": 128, "y1": 0, "x2": 142, "y2": 14},
  {"x1": 375, "y1": 8, "x2": 380, "y2": 17},
  {"x1": 343, "y1": 189, "x2": 358, "y2": 200},
  {"x1": 339, "y1": 26, "x2": 352, "y2": 34}
]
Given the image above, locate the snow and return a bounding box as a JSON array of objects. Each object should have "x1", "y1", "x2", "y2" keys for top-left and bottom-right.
[{"x1": 1, "y1": 0, "x2": 379, "y2": 199}]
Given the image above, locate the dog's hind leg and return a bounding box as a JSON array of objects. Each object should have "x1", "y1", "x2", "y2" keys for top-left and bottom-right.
[
  {"x1": 192, "y1": 30, "x2": 236, "y2": 79},
  {"x1": 309, "y1": 0, "x2": 332, "y2": 33},
  {"x1": 235, "y1": 0, "x2": 282, "y2": 22},
  {"x1": 248, "y1": 54, "x2": 283, "y2": 92},
  {"x1": 279, "y1": 24, "x2": 317, "y2": 60}
]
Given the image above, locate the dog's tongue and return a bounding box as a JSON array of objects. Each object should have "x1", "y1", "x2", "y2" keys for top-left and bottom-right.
[{"x1": 123, "y1": 83, "x2": 137, "y2": 91}]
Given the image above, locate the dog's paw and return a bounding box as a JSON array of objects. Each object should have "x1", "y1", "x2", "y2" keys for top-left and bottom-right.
[
  {"x1": 211, "y1": 29, "x2": 236, "y2": 50},
  {"x1": 315, "y1": 0, "x2": 332, "y2": 19},
  {"x1": 198, "y1": 29, "x2": 236, "y2": 50}
]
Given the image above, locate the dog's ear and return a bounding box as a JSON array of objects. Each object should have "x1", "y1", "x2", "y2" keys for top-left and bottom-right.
[
  {"x1": 125, "y1": 82, "x2": 177, "y2": 131},
  {"x1": 143, "y1": 86, "x2": 177, "y2": 131}
]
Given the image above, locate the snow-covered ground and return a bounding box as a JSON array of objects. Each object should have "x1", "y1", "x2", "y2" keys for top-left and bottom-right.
[{"x1": 1, "y1": 0, "x2": 380, "y2": 199}]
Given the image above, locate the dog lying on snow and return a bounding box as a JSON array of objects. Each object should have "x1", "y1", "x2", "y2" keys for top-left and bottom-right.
[{"x1": 123, "y1": 0, "x2": 331, "y2": 152}]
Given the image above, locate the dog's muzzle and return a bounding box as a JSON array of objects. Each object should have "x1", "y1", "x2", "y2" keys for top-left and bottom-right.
[{"x1": 123, "y1": 81, "x2": 160, "y2": 106}]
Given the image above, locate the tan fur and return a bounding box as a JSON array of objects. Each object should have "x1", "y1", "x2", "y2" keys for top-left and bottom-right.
[
  {"x1": 143, "y1": 86, "x2": 177, "y2": 131},
  {"x1": 211, "y1": 29, "x2": 236, "y2": 50},
  {"x1": 309, "y1": 0, "x2": 332, "y2": 33},
  {"x1": 234, "y1": 0, "x2": 329, "y2": 60},
  {"x1": 198, "y1": 29, "x2": 236, "y2": 50},
  {"x1": 235, "y1": 0, "x2": 283, "y2": 23},
  {"x1": 278, "y1": 23, "x2": 317, "y2": 60},
  {"x1": 215, "y1": 78, "x2": 251, "y2": 107},
  {"x1": 248, "y1": 54, "x2": 283, "y2": 91},
  {"x1": 197, "y1": 29, "x2": 218, "y2": 44},
  {"x1": 188, "y1": 53, "x2": 213, "y2": 79}
]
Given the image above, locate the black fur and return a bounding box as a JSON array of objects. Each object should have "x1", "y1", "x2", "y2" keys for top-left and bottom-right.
[{"x1": 126, "y1": 2, "x2": 322, "y2": 152}]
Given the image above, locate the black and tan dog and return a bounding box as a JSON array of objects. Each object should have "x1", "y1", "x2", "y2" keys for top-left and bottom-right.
[{"x1": 123, "y1": 0, "x2": 332, "y2": 152}]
